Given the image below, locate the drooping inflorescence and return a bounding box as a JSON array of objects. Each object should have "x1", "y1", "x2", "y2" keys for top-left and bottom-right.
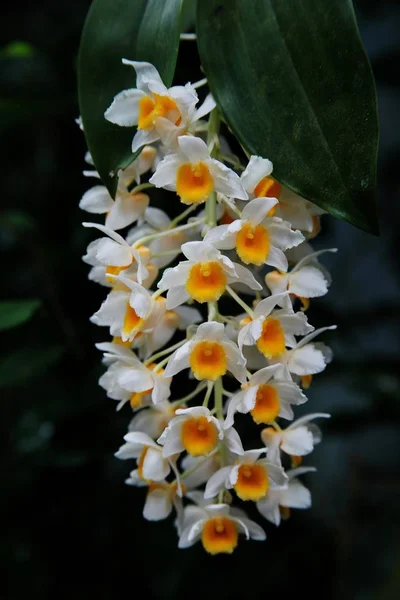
[{"x1": 79, "y1": 58, "x2": 337, "y2": 555}]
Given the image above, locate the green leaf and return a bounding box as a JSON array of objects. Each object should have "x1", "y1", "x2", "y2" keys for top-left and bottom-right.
[
  {"x1": 197, "y1": 0, "x2": 379, "y2": 234},
  {"x1": 0, "y1": 41, "x2": 36, "y2": 59},
  {"x1": 0, "y1": 345, "x2": 64, "y2": 387},
  {"x1": 78, "y1": 0, "x2": 183, "y2": 197},
  {"x1": 0, "y1": 300, "x2": 41, "y2": 332}
]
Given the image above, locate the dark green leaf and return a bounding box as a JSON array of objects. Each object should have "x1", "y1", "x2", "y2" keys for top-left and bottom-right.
[
  {"x1": 197, "y1": 0, "x2": 379, "y2": 234},
  {"x1": 78, "y1": 0, "x2": 183, "y2": 197},
  {"x1": 0, "y1": 345, "x2": 64, "y2": 387},
  {"x1": 0, "y1": 299, "x2": 41, "y2": 331}
]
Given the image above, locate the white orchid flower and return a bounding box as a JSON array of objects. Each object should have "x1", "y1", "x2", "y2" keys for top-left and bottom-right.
[
  {"x1": 265, "y1": 248, "x2": 337, "y2": 307},
  {"x1": 164, "y1": 321, "x2": 247, "y2": 384},
  {"x1": 257, "y1": 467, "x2": 316, "y2": 526},
  {"x1": 150, "y1": 135, "x2": 248, "y2": 205},
  {"x1": 178, "y1": 503, "x2": 265, "y2": 554},
  {"x1": 269, "y1": 325, "x2": 337, "y2": 384},
  {"x1": 133, "y1": 304, "x2": 202, "y2": 359},
  {"x1": 91, "y1": 279, "x2": 166, "y2": 342},
  {"x1": 157, "y1": 240, "x2": 261, "y2": 309},
  {"x1": 125, "y1": 471, "x2": 184, "y2": 524},
  {"x1": 205, "y1": 449, "x2": 288, "y2": 502},
  {"x1": 205, "y1": 197, "x2": 304, "y2": 271},
  {"x1": 238, "y1": 292, "x2": 313, "y2": 359},
  {"x1": 105, "y1": 60, "x2": 203, "y2": 152},
  {"x1": 225, "y1": 364, "x2": 307, "y2": 428},
  {"x1": 97, "y1": 344, "x2": 171, "y2": 409},
  {"x1": 128, "y1": 400, "x2": 180, "y2": 440},
  {"x1": 115, "y1": 431, "x2": 172, "y2": 482},
  {"x1": 261, "y1": 413, "x2": 330, "y2": 465},
  {"x1": 82, "y1": 222, "x2": 151, "y2": 285},
  {"x1": 157, "y1": 406, "x2": 244, "y2": 458}
]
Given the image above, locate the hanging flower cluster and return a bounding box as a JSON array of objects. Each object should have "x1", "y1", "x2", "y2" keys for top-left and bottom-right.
[{"x1": 79, "y1": 59, "x2": 337, "y2": 555}]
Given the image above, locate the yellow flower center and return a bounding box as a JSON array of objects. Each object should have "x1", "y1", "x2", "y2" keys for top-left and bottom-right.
[
  {"x1": 189, "y1": 341, "x2": 227, "y2": 381},
  {"x1": 201, "y1": 517, "x2": 238, "y2": 555},
  {"x1": 234, "y1": 463, "x2": 269, "y2": 501},
  {"x1": 176, "y1": 162, "x2": 214, "y2": 204},
  {"x1": 186, "y1": 261, "x2": 227, "y2": 303},
  {"x1": 112, "y1": 336, "x2": 132, "y2": 348},
  {"x1": 130, "y1": 387, "x2": 152, "y2": 409},
  {"x1": 122, "y1": 303, "x2": 144, "y2": 338},
  {"x1": 137, "y1": 446, "x2": 151, "y2": 481},
  {"x1": 105, "y1": 263, "x2": 131, "y2": 284},
  {"x1": 250, "y1": 384, "x2": 280, "y2": 424},
  {"x1": 254, "y1": 176, "x2": 281, "y2": 202},
  {"x1": 256, "y1": 317, "x2": 286, "y2": 358},
  {"x1": 301, "y1": 374, "x2": 313, "y2": 389},
  {"x1": 180, "y1": 415, "x2": 219, "y2": 456},
  {"x1": 236, "y1": 222, "x2": 270, "y2": 265},
  {"x1": 138, "y1": 93, "x2": 180, "y2": 130}
]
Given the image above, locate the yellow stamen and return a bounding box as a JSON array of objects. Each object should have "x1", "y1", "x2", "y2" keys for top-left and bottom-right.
[
  {"x1": 180, "y1": 415, "x2": 219, "y2": 456},
  {"x1": 105, "y1": 263, "x2": 131, "y2": 284},
  {"x1": 137, "y1": 446, "x2": 150, "y2": 481},
  {"x1": 176, "y1": 162, "x2": 214, "y2": 204},
  {"x1": 236, "y1": 222, "x2": 270, "y2": 265},
  {"x1": 130, "y1": 388, "x2": 152, "y2": 409},
  {"x1": 250, "y1": 384, "x2": 280, "y2": 424},
  {"x1": 112, "y1": 336, "x2": 132, "y2": 348},
  {"x1": 291, "y1": 455, "x2": 303, "y2": 468},
  {"x1": 138, "y1": 93, "x2": 180, "y2": 130},
  {"x1": 234, "y1": 463, "x2": 269, "y2": 501},
  {"x1": 201, "y1": 517, "x2": 238, "y2": 555},
  {"x1": 254, "y1": 176, "x2": 282, "y2": 203},
  {"x1": 301, "y1": 374, "x2": 313, "y2": 389},
  {"x1": 186, "y1": 261, "x2": 227, "y2": 303},
  {"x1": 189, "y1": 341, "x2": 227, "y2": 381},
  {"x1": 122, "y1": 303, "x2": 144, "y2": 338},
  {"x1": 256, "y1": 318, "x2": 286, "y2": 358}
]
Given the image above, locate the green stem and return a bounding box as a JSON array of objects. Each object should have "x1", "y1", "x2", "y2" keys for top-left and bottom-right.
[
  {"x1": 131, "y1": 182, "x2": 155, "y2": 195},
  {"x1": 172, "y1": 382, "x2": 208, "y2": 407},
  {"x1": 203, "y1": 381, "x2": 215, "y2": 407},
  {"x1": 132, "y1": 218, "x2": 204, "y2": 249},
  {"x1": 144, "y1": 339, "x2": 186, "y2": 366},
  {"x1": 169, "y1": 204, "x2": 198, "y2": 228},
  {"x1": 226, "y1": 285, "x2": 254, "y2": 318}
]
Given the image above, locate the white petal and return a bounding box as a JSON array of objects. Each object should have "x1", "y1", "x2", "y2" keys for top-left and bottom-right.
[
  {"x1": 181, "y1": 240, "x2": 220, "y2": 262},
  {"x1": 132, "y1": 128, "x2": 160, "y2": 153},
  {"x1": 279, "y1": 479, "x2": 312, "y2": 509},
  {"x1": 142, "y1": 447, "x2": 170, "y2": 481},
  {"x1": 144, "y1": 206, "x2": 171, "y2": 230},
  {"x1": 241, "y1": 155, "x2": 273, "y2": 194},
  {"x1": 204, "y1": 466, "x2": 232, "y2": 499},
  {"x1": 210, "y1": 159, "x2": 248, "y2": 200},
  {"x1": 229, "y1": 262, "x2": 262, "y2": 290},
  {"x1": 195, "y1": 321, "x2": 225, "y2": 341},
  {"x1": 237, "y1": 517, "x2": 266, "y2": 541},
  {"x1": 164, "y1": 342, "x2": 191, "y2": 377},
  {"x1": 277, "y1": 311, "x2": 314, "y2": 335},
  {"x1": 122, "y1": 59, "x2": 165, "y2": 93},
  {"x1": 166, "y1": 286, "x2": 191, "y2": 310},
  {"x1": 105, "y1": 193, "x2": 149, "y2": 230},
  {"x1": 203, "y1": 224, "x2": 236, "y2": 250},
  {"x1": 79, "y1": 186, "x2": 113, "y2": 214},
  {"x1": 223, "y1": 427, "x2": 244, "y2": 455},
  {"x1": 104, "y1": 88, "x2": 144, "y2": 126},
  {"x1": 288, "y1": 345, "x2": 327, "y2": 375},
  {"x1": 289, "y1": 266, "x2": 329, "y2": 298},
  {"x1": 242, "y1": 197, "x2": 278, "y2": 225},
  {"x1": 143, "y1": 488, "x2": 172, "y2": 521},
  {"x1": 178, "y1": 135, "x2": 210, "y2": 162},
  {"x1": 249, "y1": 364, "x2": 281, "y2": 386},
  {"x1": 158, "y1": 262, "x2": 191, "y2": 291},
  {"x1": 225, "y1": 341, "x2": 247, "y2": 384},
  {"x1": 266, "y1": 246, "x2": 288, "y2": 271},
  {"x1": 280, "y1": 428, "x2": 314, "y2": 456},
  {"x1": 257, "y1": 495, "x2": 281, "y2": 526},
  {"x1": 266, "y1": 218, "x2": 304, "y2": 250},
  {"x1": 95, "y1": 238, "x2": 132, "y2": 267},
  {"x1": 296, "y1": 325, "x2": 337, "y2": 349},
  {"x1": 193, "y1": 93, "x2": 216, "y2": 121},
  {"x1": 253, "y1": 293, "x2": 289, "y2": 318},
  {"x1": 149, "y1": 153, "x2": 181, "y2": 190}
]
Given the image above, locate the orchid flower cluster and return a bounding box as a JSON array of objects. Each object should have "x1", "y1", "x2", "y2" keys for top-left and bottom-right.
[{"x1": 79, "y1": 59, "x2": 337, "y2": 555}]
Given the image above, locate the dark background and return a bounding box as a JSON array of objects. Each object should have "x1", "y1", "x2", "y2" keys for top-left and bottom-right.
[{"x1": 1, "y1": 1, "x2": 400, "y2": 598}]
